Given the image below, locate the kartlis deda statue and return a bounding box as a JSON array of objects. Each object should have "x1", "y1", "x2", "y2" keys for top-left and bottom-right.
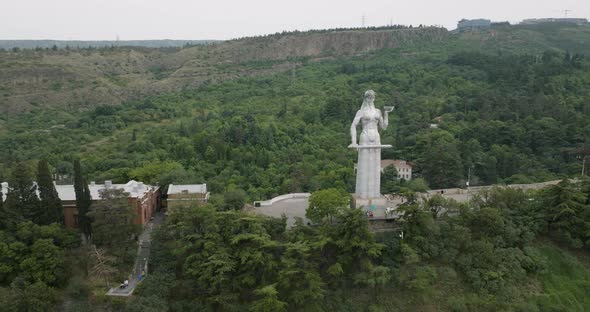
[{"x1": 349, "y1": 90, "x2": 393, "y2": 199}]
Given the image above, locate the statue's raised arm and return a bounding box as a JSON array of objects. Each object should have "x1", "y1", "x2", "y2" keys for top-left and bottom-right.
[{"x1": 380, "y1": 105, "x2": 394, "y2": 130}]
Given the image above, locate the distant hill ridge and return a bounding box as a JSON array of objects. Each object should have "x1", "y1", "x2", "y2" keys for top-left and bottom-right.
[
  {"x1": 0, "y1": 27, "x2": 448, "y2": 115},
  {"x1": 0, "y1": 39, "x2": 218, "y2": 50},
  {"x1": 2, "y1": 23, "x2": 590, "y2": 115}
]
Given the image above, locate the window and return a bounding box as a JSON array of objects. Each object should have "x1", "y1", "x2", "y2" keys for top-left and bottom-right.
[{"x1": 74, "y1": 214, "x2": 79, "y2": 226}]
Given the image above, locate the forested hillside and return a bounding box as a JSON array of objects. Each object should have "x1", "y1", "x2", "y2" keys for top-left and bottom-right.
[
  {"x1": 1, "y1": 23, "x2": 590, "y2": 311},
  {"x1": 134, "y1": 183, "x2": 590, "y2": 311},
  {"x1": 1, "y1": 23, "x2": 590, "y2": 195},
  {"x1": 0, "y1": 26, "x2": 446, "y2": 114}
]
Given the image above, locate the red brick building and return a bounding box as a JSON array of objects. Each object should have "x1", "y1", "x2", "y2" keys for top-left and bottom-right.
[{"x1": 2, "y1": 180, "x2": 160, "y2": 229}]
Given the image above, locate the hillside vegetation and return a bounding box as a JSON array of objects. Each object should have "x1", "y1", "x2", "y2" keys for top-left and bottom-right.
[
  {"x1": 1, "y1": 23, "x2": 590, "y2": 311},
  {"x1": 0, "y1": 39, "x2": 217, "y2": 50},
  {"x1": 1, "y1": 23, "x2": 590, "y2": 195},
  {"x1": 4, "y1": 23, "x2": 589, "y2": 116},
  {"x1": 128, "y1": 183, "x2": 590, "y2": 311},
  {"x1": 0, "y1": 27, "x2": 446, "y2": 114}
]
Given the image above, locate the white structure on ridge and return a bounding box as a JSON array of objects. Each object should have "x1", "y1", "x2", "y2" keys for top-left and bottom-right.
[
  {"x1": 381, "y1": 159, "x2": 412, "y2": 180},
  {"x1": 349, "y1": 90, "x2": 393, "y2": 201}
]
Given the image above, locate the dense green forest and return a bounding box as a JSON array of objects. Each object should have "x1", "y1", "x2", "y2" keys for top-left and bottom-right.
[
  {"x1": 133, "y1": 181, "x2": 590, "y2": 311},
  {"x1": 2, "y1": 27, "x2": 590, "y2": 196},
  {"x1": 1, "y1": 23, "x2": 590, "y2": 311},
  {"x1": 4, "y1": 173, "x2": 589, "y2": 311}
]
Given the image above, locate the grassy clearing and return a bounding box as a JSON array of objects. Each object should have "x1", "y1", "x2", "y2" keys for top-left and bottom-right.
[{"x1": 533, "y1": 244, "x2": 590, "y2": 312}]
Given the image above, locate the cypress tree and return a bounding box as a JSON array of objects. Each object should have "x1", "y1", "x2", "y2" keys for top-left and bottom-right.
[
  {"x1": 37, "y1": 159, "x2": 64, "y2": 225},
  {"x1": 0, "y1": 181, "x2": 5, "y2": 229},
  {"x1": 4, "y1": 162, "x2": 40, "y2": 228},
  {"x1": 74, "y1": 160, "x2": 92, "y2": 239}
]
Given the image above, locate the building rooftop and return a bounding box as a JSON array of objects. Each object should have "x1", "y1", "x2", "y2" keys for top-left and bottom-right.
[
  {"x1": 167, "y1": 184, "x2": 207, "y2": 195},
  {"x1": 1, "y1": 180, "x2": 156, "y2": 202},
  {"x1": 457, "y1": 18, "x2": 492, "y2": 30},
  {"x1": 381, "y1": 159, "x2": 412, "y2": 169}
]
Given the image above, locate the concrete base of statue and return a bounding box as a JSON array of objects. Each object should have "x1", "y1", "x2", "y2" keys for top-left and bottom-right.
[{"x1": 352, "y1": 195, "x2": 389, "y2": 209}]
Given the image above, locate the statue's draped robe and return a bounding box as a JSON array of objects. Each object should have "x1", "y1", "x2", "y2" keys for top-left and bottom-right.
[{"x1": 355, "y1": 108, "x2": 382, "y2": 199}]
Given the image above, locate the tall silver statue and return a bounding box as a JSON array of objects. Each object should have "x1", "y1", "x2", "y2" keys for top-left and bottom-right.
[{"x1": 349, "y1": 90, "x2": 393, "y2": 200}]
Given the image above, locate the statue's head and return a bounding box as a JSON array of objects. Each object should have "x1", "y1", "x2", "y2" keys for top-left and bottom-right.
[{"x1": 364, "y1": 90, "x2": 376, "y2": 102}]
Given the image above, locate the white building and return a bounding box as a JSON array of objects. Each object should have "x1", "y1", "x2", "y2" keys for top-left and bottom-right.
[
  {"x1": 380, "y1": 159, "x2": 412, "y2": 180},
  {"x1": 457, "y1": 19, "x2": 492, "y2": 31},
  {"x1": 165, "y1": 184, "x2": 209, "y2": 211}
]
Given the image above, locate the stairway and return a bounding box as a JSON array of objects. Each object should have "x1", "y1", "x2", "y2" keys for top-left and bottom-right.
[
  {"x1": 106, "y1": 212, "x2": 163, "y2": 296},
  {"x1": 134, "y1": 240, "x2": 151, "y2": 280}
]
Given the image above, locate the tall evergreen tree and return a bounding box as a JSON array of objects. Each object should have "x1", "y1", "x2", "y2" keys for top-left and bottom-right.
[
  {"x1": 542, "y1": 179, "x2": 589, "y2": 247},
  {"x1": 36, "y1": 160, "x2": 64, "y2": 225},
  {"x1": 73, "y1": 160, "x2": 92, "y2": 240},
  {"x1": 416, "y1": 132, "x2": 463, "y2": 189},
  {"x1": 0, "y1": 182, "x2": 5, "y2": 229},
  {"x1": 3, "y1": 162, "x2": 40, "y2": 228},
  {"x1": 381, "y1": 165, "x2": 400, "y2": 195},
  {"x1": 88, "y1": 188, "x2": 140, "y2": 253}
]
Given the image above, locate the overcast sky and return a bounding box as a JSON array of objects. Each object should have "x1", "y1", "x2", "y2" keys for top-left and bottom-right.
[{"x1": 1, "y1": 0, "x2": 589, "y2": 40}]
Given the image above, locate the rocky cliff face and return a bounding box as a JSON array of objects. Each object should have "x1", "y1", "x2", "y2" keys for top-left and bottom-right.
[
  {"x1": 219, "y1": 27, "x2": 448, "y2": 61},
  {"x1": 0, "y1": 27, "x2": 448, "y2": 115}
]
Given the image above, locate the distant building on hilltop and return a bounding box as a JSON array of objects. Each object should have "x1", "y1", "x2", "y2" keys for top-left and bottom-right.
[
  {"x1": 165, "y1": 183, "x2": 209, "y2": 212},
  {"x1": 491, "y1": 21, "x2": 511, "y2": 27},
  {"x1": 521, "y1": 18, "x2": 588, "y2": 25},
  {"x1": 457, "y1": 19, "x2": 492, "y2": 32},
  {"x1": 380, "y1": 159, "x2": 413, "y2": 180},
  {"x1": 1, "y1": 180, "x2": 161, "y2": 229}
]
